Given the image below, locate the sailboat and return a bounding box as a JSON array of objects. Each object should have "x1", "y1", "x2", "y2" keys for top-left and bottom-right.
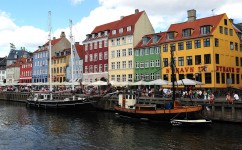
[
  {"x1": 26, "y1": 13, "x2": 98, "y2": 110},
  {"x1": 114, "y1": 46, "x2": 204, "y2": 122}
]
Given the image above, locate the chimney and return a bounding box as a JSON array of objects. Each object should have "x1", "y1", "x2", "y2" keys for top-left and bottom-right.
[
  {"x1": 120, "y1": 16, "x2": 124, "y2": 20},
  {"x1": 60, "y1": 31, "x2": 66, "y2": 38},
  {"x1": 75, "y1": 42, "x2": 79, "y2": 45},
  {"x1": 187, "y1": 9, "x2": 196, "y2": 22},
  {"x1": 53, "y1": 37, "x2": 56, "y2": 40},
  {"x1": 135, "y1": 9, "x2": 139, "y2": 14},
  {"x1": 229, "y1": 19, "x2": 234, "y2": 24}
]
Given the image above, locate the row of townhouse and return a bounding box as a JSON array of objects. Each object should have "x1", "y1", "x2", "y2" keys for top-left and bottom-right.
[
  {"x1": 2, "y1": 9, "x2": 242, "y2": 89},
  {"x1": 83, "y1": 9, "x2": 242, "y2": 89}
]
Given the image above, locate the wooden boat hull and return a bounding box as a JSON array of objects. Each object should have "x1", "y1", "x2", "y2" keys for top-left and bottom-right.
[{"x1": 114, "y1": 105, "x2": 203, "y2": 121}]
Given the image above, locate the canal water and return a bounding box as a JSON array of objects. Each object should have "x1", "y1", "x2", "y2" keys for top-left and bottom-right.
[{"x1": 0, "y1": 101, "x2": 241, "y2": 150}]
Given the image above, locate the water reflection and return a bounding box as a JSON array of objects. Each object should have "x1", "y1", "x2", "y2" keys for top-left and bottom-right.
[{"x1": 0, "y1": 101, "x2": 242, "y2": 150}]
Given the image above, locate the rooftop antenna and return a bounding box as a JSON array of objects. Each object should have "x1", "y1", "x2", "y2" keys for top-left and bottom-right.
[{"x1": 211, "y1": 8, "x2": 216, "y2": 16}]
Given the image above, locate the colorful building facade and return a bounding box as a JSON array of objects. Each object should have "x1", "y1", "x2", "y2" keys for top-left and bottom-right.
[
  {"x1": 161, "y1": 10, "x2": 242, "y2": 89},
  {"x1": 108, "y1": 9, "x2": 155, "y2": 82},
  {"x1": 19, "y1": 57, "x2": 32, "y2": 83}
]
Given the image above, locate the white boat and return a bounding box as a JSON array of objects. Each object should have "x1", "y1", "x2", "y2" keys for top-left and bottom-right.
[{"x1": 170, "y1": 118, "x2": 212, "y2": 126}]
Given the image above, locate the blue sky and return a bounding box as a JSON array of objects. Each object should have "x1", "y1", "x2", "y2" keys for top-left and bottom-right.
[{"x1": 1, "y1": 0, "x2": 242, "y2": 57}]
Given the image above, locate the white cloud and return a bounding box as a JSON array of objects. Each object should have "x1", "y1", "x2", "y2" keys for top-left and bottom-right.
[
  {"x1": 69, "y1": 0, "x2": 84, "y2": 5},
  {"x1": 0, "y1": 10, "x2": 48, "y2": 57}
]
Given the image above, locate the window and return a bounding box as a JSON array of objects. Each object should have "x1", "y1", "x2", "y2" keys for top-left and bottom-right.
[
  {"x1": 194, "y1": 40, "x2": 201, "y2": 48},
  {"x1": 186, "y1": 41, "x2": 192, "y2": 49},
  {"x1": 117, "y1": 62, "x2": 120, "y2": 69},
  {"x1": 89, "y1": 54, "x2": 93, "y2": 61},
  {"x1": 99, "y1": 52, "x2": 102, "y2": 60},
  {"x1": 224, "y1": 19, "x2": 227, "y2": 25},
  {"x1": 204, "y1": 54, "x2": 211, "y2": 64},
  {"x1": 128, "y1": 74, "x2": 132, "y2": 82},
  {"x1": 215, "y1": 38, "x2": 219, "y2": 47},
  {"x1": 119, "y1": 28, "x2": 123, "y2": 33},
  {"x1": 186, "y1": 56, "x2": 193, "y2": 65},
  {"x1": 99, "y1": 41, "x2": 102, "y2": 48},
  {"x1": 122, "y1": 37, "x2": 126, "y2": 45},
  {"x1": 94, "y1": 53, "x2": 98, "y2": 61},
  {"x1": 94, "y1": 42, "x2": 97, "y2": 49},
  {"x1": 135, "y1": 50, "x2": 139, "y2": 56},
  {"x1": 155, "y1": 47, "x2": 160, "y2": 54},
  {"x1": 135, "y1": 74, "x2": 139, "y2": 81},
  {"x1": 229, "y1": 29, "x2": 233, "y2": 36},
  {"x1": 104, "y1": 64, "x2": 108, "y2": 72},
  {"x1": 150, "y1": 47, "x2": 154, "y2": 54},
  {"x1": 236, "y1": 57, "x2": 239, "y2": 66},
  {"x1": 111, "y1": 39, "x2": 115, "y2": 46},
  {"x1": 200, "y1": 26, "x2": 210, "y2": 35},
  {"x1": 178, "y1": 57, "x2": 184, "y2": 66},
  {"x1": 145, "y1": 61, "x2": 149, "y2": 68},
  {"x1": 205, "y1": 73, "x2": 212, "y2": 84},
  {"x1": 140, "y1": 62, "x2": 144, "y2": 68},
  {"x1": 111, "y1": 62, "x2": 115, "y2": 69},
  {"x1": 178, "y1": 42, "x2": 184, "y2": 50},
  {"x1": 117, "y1": 75, "x2": 120, "y2": 82},
  {"x1": 127, "y1": 26, "x2": 131, "y2": 32},
  {"x1": 89, "y1": 65, "x2": 93, "y2": 73},
  {"x1": 155, "y1": 59, "x2": 160, "y2": 67},
  {"x1": 219, "y1": 26, "x2": 223, "y2": 34},
  {"x1": 98, "y1": 64, "x2": 102, "y2": 72},
  {"x1": 166, "y1": 32, "x2": 174, "y2": 40},
  {"x1": 122, "y1": 74, "x2": 126, "y2": 82},
  {"x1": 163, "y1": 58, "x2": 168, "y2": 67},
  {"x1": 104, "y1": 40, "x2": 108, "y2": 47},
  {"x1": 230, "y1": 42, "x2": 234, "y2": 50},
  {"x1": 215, "y1": 54, "x2": 219, "y2": 64},
  {"x1": 111, "y1": 75, "x2": 115, "y2": 81},
  {"x1": 116, "y1": 50, "x2": 120, "y2": 57},
  {"x1": 224, "y1": 27, "x2": 228, "y2": 35},
  {"x1": 112, "y1": 30, "x2": 116, "y2": 35},
  {"x1": 240, "y1": 58, "x2": 242, "y2": 67},
  {"x1": 140, "y1": 49, "x2": 144, "y2": 56},
  {"x1": 104, "y1": 52, "x2": 108, "y2": 60},
  {"x1": 182, "y1": 28, "x2": 192, "y2": 37},
  {"x1": 145, "y1": 48, "x2": 149, "y2": 55},
  {"x1": 117, "y1": 38, "x2": 120, "y2": 45},
  {"x1": 135, "y1": 62, "x2": 139, "y2": 68},
  {"x1": 122, "y1": 61, "x2": 126, "y2": 69},
  {"x1": 150, "y1": 73, "x2": 155, "y2": 80},
  {"x1": 216, "y1": 73, "x2": 220, "y2": 84},
  {"x1": 94, "y1": 65, "x2": 97, "y2": 73},
  {"x1": 128, "y1": 48, "x2": 132, "y2": 56},
  {"x1": 128, "y1": 36, "x2": 133, "y2": 43},
  {"x1": 122, "y1": 49, "x2": 126, "y2": 56},
  {"x1": 150, "y1": 60, "x2": 154, "y2": 67},
  {"x1": 90, "y1": 43, "x2": 93, "y2": 50},
  {"x1": 235, "y1": 43, "x2": 238, "y2": 51},
  {"x1": 128, "y1": 60, "x2": 132, "y2": 68},
  {"x1": 204, "y1": 38, "x2": 210, "y2": 47},
  {"x1": 163, "y1": 44, "x2": 168, "y2": 52}
]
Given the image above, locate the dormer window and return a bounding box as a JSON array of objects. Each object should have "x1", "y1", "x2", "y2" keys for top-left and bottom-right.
[
  {"x1": 182, "y1": 28, "x2": 192, "y2": 37},
  {"x1": 92, "y1": 34, "x2": 95, "y2": 38},
  {"x1": 200, "y1": 25, "x2": 211, "y2": 35},
  {"x1": 112, "y1": 30, "x2": 116, "y2": 35},
  {"x1": 104, "y1": 31, "x2": 108, "y2": 36},
  {"x1": 98, "y1": 32, "x2": 102, "y2": 37},
  {"x1": 127, "y1": 26, "x2": 131, "y2": 32},
  {"x1": 152, "y1": 35, "x2": 160, "y2": 43},
  {"x1": 119, "y1": 28, "x2": 123, "y2": 33},
  {"x1": 142, "y1": 36, "x2": 150, "y2": 45},
  {"x1": 166, "y1": 32, "x2": 174, "y2": 40}
]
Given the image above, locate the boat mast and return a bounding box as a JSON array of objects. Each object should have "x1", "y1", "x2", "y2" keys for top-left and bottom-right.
[
  {"x1": 69, "y1": 19, "x2": 74, "y2": 91},
  {"x1": 170, "y1": 45, "x2": 176, "y2": 102},
  {"x1": 48, "y1": 11, "x2": 53, "y2": 100}
]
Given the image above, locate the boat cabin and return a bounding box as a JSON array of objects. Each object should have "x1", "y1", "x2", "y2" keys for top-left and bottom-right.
[
  {"x1": 33, "y1": 93, "x2": 50, "y2": 101},
  {"x1": 118, "y1": 94, "x2": 137, "y2": 109}
]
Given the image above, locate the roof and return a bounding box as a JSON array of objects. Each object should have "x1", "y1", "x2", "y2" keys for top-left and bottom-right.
[
  {"x1": 91, "y1": 20, "x2": 119, "y2": 34},
  {"x1": 44, "y1": 38, "x2": 62, "y2": 46},
  {"x1": 6, "y1": 57, "x2": 26, "y2": 68},
  {"x1": 109, "y1": 11, "x2": 144, "y2": 38},
  {"x1": 7, "y1": 49, "x2": 32, "y2": 60},
  {"x1": 166, "y1": 14, "x2": 225, "y2": 41},
  {"x1": 75, "y1": 43, "x2": 84, "y2": 59},
  {"x1": 135, "y1": 32, "x2": 166, "y2": 49}
]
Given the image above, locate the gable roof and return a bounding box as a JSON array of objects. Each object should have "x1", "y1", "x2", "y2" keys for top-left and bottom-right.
[
  {"x1": 166, "y1": 14, "x2": 225, "y2": 41},
  {"x1": 91, "y1": 20, "x2": 119, "y2": 34},
  {"x1": 6, "y1": 57, "x2": 26, "y2": 68}
]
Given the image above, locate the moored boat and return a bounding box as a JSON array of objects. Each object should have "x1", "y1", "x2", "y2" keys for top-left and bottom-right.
[
  {"x1": 114, "y1": 93, "x2": 203, "y2": 122},
  {"x1": 170, "y1": 119, "x2": 212, "y2": 127}
]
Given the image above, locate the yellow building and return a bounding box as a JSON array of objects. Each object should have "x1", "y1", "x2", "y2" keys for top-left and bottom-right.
[
  {"x1": 161, "y1": 9, "x2": 242, "y2": 89},
  {"x1": 51, "y1": 49, "x2": 70, "y2": 83},
  {"x1": 108, "y1": 9, "x2": 154, "y2": 82}
]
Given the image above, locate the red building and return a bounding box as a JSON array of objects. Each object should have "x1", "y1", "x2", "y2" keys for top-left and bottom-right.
[{"x1": 19, "y1": 57, "x2": 32, "y2": 83}]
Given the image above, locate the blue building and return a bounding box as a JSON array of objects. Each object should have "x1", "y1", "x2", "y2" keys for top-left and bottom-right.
[{"x1": 32, "y1": 46, "x2": 49, "y2": 83}]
